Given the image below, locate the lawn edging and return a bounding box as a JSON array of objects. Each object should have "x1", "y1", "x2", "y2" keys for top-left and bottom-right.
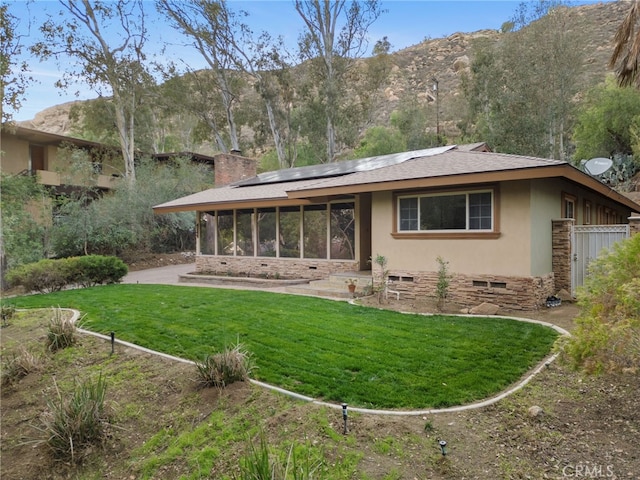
[{"x1": 55, "y1": 307, "x2": 570, "y2": 416}]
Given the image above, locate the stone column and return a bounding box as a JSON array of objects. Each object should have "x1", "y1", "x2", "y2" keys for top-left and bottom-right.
[
  {"x1": 628, "y1": 216, "x2": 640, "y2": 236},
  {"x1": 552, "y1": 218, "x2": 574, "y2": 294}
]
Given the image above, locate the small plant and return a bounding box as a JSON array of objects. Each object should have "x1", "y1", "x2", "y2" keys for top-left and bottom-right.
[
  {"x1": 345, "y1": 278, "x2": 358, "y2": 286},
  {"x1": 40, "y1": 374, "x2": 108, "y2": 463},
  {"x1": 435, "y1": 256, "x2": 452, "y2": 311},
  {"x1": 46, "y1": 307, "x2": 77, "y2": 352},
  {"x1": 194, "y1": 343, "x2": 254, "y2": 388},
  {"x1": 424, "y1": 419, "x2": 434, "y2": 432},
  {"x1": 237, "y1": 432, "x2": 322, "y2": 480},
  {"x1": 1, "y1": 346, "x2": 41, "y2": 386},
  {"x1": 370, "y1": 253, "x2": 389, "y2": 304}
]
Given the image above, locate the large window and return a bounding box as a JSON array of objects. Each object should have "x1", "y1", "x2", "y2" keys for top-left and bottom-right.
[
  {"x1": 330, "y1": 203, "x2": 355, "y2": 259},
  {"x1": 257, "y1": 208, "x2": 277, "y2": 257},
  {"x1": 216, "y1": 210, "x2": 234, "y2": 255},
  {"x1": 236, "y1": 209, "x2": 255, "y2": 256},
  {"x1": 200, "y1": 212, "x2": 216, "y2": 255},
  {"x1": 398, "y1": 190, "x2": 493, "y2": 232},
  {"x1": 279, "y1": 206, "x2": 301, "y2": 258},
  {"x1": 201, "y1": 203, "x2": 355, "y2": 259},
  {"x1": 303, "y1": 204, "x2": 328, "y2": 259}
]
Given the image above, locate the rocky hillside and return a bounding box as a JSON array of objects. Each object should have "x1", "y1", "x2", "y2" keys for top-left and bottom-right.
[{"x1": 21, "y1": 1, "x2": 629, "y2": 142}]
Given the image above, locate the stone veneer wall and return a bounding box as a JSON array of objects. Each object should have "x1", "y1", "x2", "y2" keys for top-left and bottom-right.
[
  {"x1": 552, "y1": 218, "x2": 574, "y2": 294},
  {"x1": 373, "y1": 270, "x2": 555, "y2": 311},
  {"x1": 195, "y1": 255, "x2": 360, "y2": 280}
]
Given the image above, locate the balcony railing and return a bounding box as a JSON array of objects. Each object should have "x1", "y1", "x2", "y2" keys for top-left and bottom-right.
[{"x1": 35, "y1": 169, "x2": 120, "y2": 190}]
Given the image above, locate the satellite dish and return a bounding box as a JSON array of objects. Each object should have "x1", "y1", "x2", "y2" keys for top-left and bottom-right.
[{"x1": 584, "y1": 157, "x2": 613, "y2": 176}]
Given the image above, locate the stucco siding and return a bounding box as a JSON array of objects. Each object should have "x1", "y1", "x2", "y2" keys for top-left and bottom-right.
[
  {"x1": 529, "y1": 179, "x2": 561, "y2": 276},
  {"x1": 1, "y1": 136, "x2": 30, "y2": 173},
  {"x1": 370, "y1": 183, "x2": 534, "y2": 277}
]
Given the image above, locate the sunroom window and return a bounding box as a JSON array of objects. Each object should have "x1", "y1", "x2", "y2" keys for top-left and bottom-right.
[{"x1": 398, "y1": 190, "x2": 493, "y2": 232}]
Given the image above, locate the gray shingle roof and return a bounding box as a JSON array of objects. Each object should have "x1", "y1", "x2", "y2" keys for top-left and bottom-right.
[
  {"x1": 154, "y1": 147, "x2": 640, "y2": 213},
  {"x1": 287, "y1": 150, "x2": 566, "y2": 192}
]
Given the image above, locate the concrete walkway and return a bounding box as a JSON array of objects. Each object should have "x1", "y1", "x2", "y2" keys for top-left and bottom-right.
[
  {"x1": 122, "y1": 263, "x2": 195, "y2": 286},
  {"x1": 122, "y1": 262, "x2": 294, "y2": 294}
]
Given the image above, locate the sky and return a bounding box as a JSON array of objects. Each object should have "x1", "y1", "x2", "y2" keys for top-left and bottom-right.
[{"x1": 6, "y1": 0, "x2": 615, "y2": 122}]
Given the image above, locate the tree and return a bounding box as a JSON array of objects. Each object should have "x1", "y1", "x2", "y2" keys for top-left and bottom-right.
[
  {"x1": 573, "y1": 79, "x2": 640, "y2": 161},
  {"x1": 610, "y1": 0, "x2": 640, "y2": 88},
  {"x1": 351, "y1": 126, "x2": 405, "y2": 158},
  {"x1": 0, "y1": 173, "x2": 48, "y2": 272},
  {"x1": 391, "y1": 100, "x2": 440, "y2": 150},
  {"x1": 295, "y1": 0, "x2": 383, "y2": 162},
  {"x1": 31, "y1": 0, "x2": 151, "y2": 182},
  {"x1": 463, "y1": 1, "x2": 583, "y2": 159},
  {"x1": 50, "y1": 155, "x2": 213, "y2": 258},
  {"x1": 157, "y1": 0, "x2": 245, "y2": 153},
  {"x1": 0, "y1": 2, "x2": 31, "y2": 123}
]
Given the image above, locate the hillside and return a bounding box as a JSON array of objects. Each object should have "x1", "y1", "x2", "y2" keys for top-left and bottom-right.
[{"x1": 21, "y1": 1, "x2": 629, "y2": 147}]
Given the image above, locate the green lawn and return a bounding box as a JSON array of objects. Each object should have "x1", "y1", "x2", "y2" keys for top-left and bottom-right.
[{"x1": 7, "y1": 284, "x2": 558, "y2": 409}]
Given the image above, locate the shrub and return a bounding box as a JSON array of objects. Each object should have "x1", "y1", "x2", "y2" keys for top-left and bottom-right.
[
  {"x1": 194, "y1": 343, "x2": 254, "y2": 388},
  {"x1": 6, "y1": 259, "x2": 69, "y2": 293},
  {"x1": 46, "y1": 307, "x2": 78, "y2": 352},
  {"x1": 40, "y1": 374, "x2": 108, "y2": 463},
  {"x1": 1, "y1": 346, "x2": 41, "y2": 386},
  {"x1": 5, "y1": 255, "x2": 128, "y2": 293},
  {"x1": 1, "y1": 303, "x2": 16, "y2": 326},
  {"x1": 71, "y1": 255, "x2": 128, "y2": 287},
  {"x1": 566, "y1": 234, "x2": 640, "y2": 373}
]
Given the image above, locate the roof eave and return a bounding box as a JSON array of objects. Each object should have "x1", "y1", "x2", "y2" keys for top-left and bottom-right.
[{"x1": 153, "y1": 197, "x2": 314, "y2": 214}]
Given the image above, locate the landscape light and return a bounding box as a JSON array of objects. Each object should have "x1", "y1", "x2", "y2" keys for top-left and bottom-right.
[
  {"x1": 342, "y1": 403, "x2": 348, "y2": 434},
  {"x1": 439, "y1": 440, "x2": 447, "y2": 456}
]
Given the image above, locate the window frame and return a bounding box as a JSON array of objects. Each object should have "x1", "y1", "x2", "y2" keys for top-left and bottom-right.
[
  {"x1": 562, "y1": 192, "x2": 576, "y2": 220},
  {"x1": 583, "y1": 200, "x2": 592, "y2": 225},
  {"x1": 392, "y1": 186, "x2": 500, "y2": 239}
]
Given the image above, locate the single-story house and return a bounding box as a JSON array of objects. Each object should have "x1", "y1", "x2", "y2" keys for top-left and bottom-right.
[{"x1": 153, "y1": 144, "x2": 640, "y2": 310}]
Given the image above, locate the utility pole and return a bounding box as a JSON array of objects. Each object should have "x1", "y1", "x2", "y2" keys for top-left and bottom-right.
[{"x1": 431, "y1": 77, "x2": 440, "y2": 146}]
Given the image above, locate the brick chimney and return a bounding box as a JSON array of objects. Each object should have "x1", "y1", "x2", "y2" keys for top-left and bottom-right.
[{"x1": 214, "y1": 151, "x2": 257, "y2": 187}]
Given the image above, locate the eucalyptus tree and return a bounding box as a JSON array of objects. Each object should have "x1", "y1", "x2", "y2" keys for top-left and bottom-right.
[
  {"x1": 157, "y1": 0, "x2": 243, "y2": 153},
  {"x1": 31, "y1": 0, "x2": 150, "y2": 182},
  {"x1": 295, "y1": 0, "x2": 383, "y2": 162},
  {"x1": 463, "y1": 1, "x2": 583, "y2": 159},
  {"x1": 157, "y1": 0, "x2": 301, "y2": 167},
  {"x1": 0, "y1": 2, "x2": 31, "y2": 123}
]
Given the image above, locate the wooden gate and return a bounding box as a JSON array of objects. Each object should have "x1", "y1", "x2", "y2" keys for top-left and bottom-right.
[{"x1": 571, "y1": 224, "x2": 630, "y2": 295}]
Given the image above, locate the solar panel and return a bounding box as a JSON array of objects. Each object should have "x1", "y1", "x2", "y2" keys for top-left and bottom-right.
[{"x1": 236, "y1": 146, "x2": 455, "y2": 187}]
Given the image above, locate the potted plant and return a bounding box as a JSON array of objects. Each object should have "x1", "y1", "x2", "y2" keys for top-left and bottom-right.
[{"x1": 345, "y1": 278, "x2": 358, "y2": 294}]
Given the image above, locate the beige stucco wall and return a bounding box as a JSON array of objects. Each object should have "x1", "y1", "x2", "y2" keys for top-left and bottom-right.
[
  {"x1": 1, "y1": 133, "x2": 124, "y2": 186},
  {"x1": 370, "y1": 182, "x2": 535, "y2": 277},
  {"x1": 529, "y1": 179, "x2": 560, "y2": 276},
  {"x1": 0, "y1": 135, "x2": 31, "y2": 173}
]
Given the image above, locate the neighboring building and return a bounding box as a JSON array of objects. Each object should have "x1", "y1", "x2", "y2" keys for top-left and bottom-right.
[
  {"x1": 1, "y1": 124, "x2": 251, "y2": 215},
  {"x1": 154, "y1": 144, "x2": 640, "y2": 309},
  {"x1": 1, "y1": 125, "x2": 125, "y2": 192}
]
